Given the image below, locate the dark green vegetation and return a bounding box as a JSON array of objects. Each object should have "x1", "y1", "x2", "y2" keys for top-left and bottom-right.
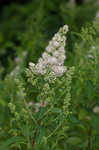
[{"x1": 0, "y1": 0, "x2": 99, "y2": 150}]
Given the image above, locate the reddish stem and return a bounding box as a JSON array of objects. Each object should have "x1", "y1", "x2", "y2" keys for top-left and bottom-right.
[
  {"x1": 32, "y1": 120, "x2": 41, "y2": 149},
  {"x1": 32, "y1": 128, "x2": 38, "y2": 148}
]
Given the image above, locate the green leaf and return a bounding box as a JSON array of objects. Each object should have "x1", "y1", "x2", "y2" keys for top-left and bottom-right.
[
  {"x1": 69, "y1": 115, "x2": 79, "y2": 124},
  {"x1": 0, "y1": 136, "x2": 25, "y2": 150},
  {"x1": 67, "y1": 137, "x2": 82, "y2": 146},
  {"x1": 21, "y1": 125, "x2": 31, "y2": 137},
  {"x1": 84, "y1": 80, "x2": 94, "y2": 98},
  {"x1": 91, "y1": 114, "x2": 99, "y2": 129},
  {"x1": 36, "y1": 107, "x2": 46, "y2": 120},
  {"x1": 51, "y1": 108, "x2": 62, "y2": 113},
  {"x1": 0, "y1": 99, "x2": 6, "y2": 107},
  {"x1": 36, "y1": 126, "x2": 46, "y2": 145},
  {"x1": 78, "y1": 109, "x2": 88, "y2": 120}
]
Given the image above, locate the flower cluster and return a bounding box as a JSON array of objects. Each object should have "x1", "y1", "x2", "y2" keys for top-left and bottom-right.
[
  {"x1": 63, "y1": 66, "x2": 75, "y2": 117},
  {"x1": 29, "y1": 25, "x2": 68, "y2": 77}
]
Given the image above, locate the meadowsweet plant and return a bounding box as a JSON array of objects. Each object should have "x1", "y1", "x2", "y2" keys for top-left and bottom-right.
[
  {"x1": 1, "y1": 20, "x2": 99, "y2": 150},
  {"x1": 1, "y1": 25, "x2": 74, "y2": 150}
]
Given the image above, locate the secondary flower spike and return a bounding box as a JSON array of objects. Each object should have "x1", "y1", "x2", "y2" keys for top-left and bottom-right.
[{"x1": 29, "y1": 25, "x2": 69, "y2": 77}]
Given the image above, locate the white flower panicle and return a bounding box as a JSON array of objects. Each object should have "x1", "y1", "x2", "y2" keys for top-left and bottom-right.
[{"x1": 29, "y1": 25, "x2": 69, "y2": 77}]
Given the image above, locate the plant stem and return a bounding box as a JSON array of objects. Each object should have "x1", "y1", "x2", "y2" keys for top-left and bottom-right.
[
  {"x1": 32, "y1": 128, "x2": 38, "y2": 149},
  {"x1": 32, "y1": 120, "x2": 41, "y2": 149}
]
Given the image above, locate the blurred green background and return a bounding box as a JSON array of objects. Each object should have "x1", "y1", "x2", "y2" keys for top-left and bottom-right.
[{"x1": 0, "y1": 0, "x2": 98, "y2": 75}]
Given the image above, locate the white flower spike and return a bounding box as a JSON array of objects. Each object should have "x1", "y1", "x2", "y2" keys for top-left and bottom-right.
[{"x1": 29, "y1": 25, "x2": 69, "y2": 77}]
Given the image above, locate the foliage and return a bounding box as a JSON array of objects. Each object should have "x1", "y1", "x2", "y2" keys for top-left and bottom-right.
[{"x1": 0, "y1": 0, "x2": 99, "y2": 150}]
